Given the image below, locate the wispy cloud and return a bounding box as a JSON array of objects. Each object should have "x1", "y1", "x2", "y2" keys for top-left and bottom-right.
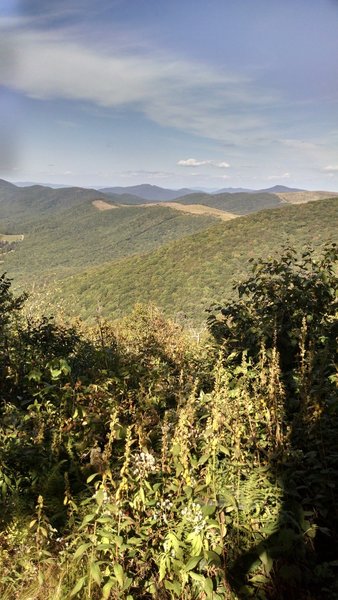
[
  {"x1": 177, "y1": 158, "x2": 230, "y2": 167},
  {"x1": 177, "y1": 159, "x2": 209, "y2": 167},
  {"x1": 280, "y1": 139, "x2": 318, "y2": 151},
  {"x1": 216, "y1": 161, "x2": 231, "y2": 168},
  {"x1": 267, "y1": 172, "x2": 290, "y2": 180},
  {"x1": 1, "y1": 25, "x2": 277, "y2": 144},
  {"x1": 323, "y1": 165, "x2": 338, "y2": 172}
]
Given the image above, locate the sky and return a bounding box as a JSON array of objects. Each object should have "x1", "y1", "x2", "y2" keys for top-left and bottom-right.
[{"x1": 1, "y1": 0, "x2": 338, "y2": 190}]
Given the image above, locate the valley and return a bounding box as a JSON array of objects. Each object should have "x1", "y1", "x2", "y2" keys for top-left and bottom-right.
[{"x1": 0, "y1": 179, "x2": 336, "y2": 323}]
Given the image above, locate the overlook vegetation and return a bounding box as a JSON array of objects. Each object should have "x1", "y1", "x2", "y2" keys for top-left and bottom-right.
[{"x1": 0, "y1": 245, "x2": 337, "y2": 600}]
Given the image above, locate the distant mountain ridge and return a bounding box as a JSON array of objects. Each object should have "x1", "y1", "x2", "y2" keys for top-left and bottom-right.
[
  {"x1": 96, "y1": 183, "x2": 308, "y2": 198},
  {"x1": 2, "y1": 179, "x2": 337, "y2": 225},
  {"x1": 258, "y1": 185, "x2": 306, "y2": 193},
  {"x1": 99, "y1": 184, "x2": 196, "y2": 201},
  {"x1": 9, "y1": 179, "x2": 336, "y2": 200}
]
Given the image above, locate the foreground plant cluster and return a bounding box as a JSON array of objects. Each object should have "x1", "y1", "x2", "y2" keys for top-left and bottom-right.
[{"x1": 0, "y1": 246, "x2": 337, "y2": 600}]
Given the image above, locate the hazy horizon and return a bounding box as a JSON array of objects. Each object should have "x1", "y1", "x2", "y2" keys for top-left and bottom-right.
[{"x1": 5, "y1": 179, "x2": 338, "y2": 194}]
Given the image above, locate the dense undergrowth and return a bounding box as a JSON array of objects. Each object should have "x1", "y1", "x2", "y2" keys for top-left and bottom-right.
[{"x1": 0, "y1": 245, "x2": 337, "y2": 599}]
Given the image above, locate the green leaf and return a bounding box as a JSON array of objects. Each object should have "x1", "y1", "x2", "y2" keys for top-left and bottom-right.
[
  {"x1": 70, "y1": 576, "x2": 86, "y2": 597},
  {"x1": 206, "y1": 550, "x2": 222, "y2": 567},
  {"x1": 184, "y1": 556, "x2": 202, "y2": 571},
  {"x1": 164, "y1": 580, "x2": 182, "y2": 594},
  {"x1": 95, "y1": 488, "x2": 105, "y2": 507},
  {"x1": 60, "y1": 358, "x2": 71, "y2": 374},
  {"x1": 81, "y1": 513, "x2": 96, "y2": 526},
  {"x1": 249, "y1": 574, "x2": 270, "y2": 584},
  {"x1": 171, "y1": 443, "x2": 181, "y2": 456},
  {"x1": 97, "y1": 516, "x2": 114, "y2": 524},
  {"x1": 73, "y1": 542, "x2": 91, "y2": 560},
  {"x1": 87, "y1": 473, "x2": 100, "y2": 483},
  {"x1": 123, "y1": 577, "x2": 133, "y2": 591},
  {"x1": 204, "y1": 577, "x2": 214, "y2": 597},
  {"x1": 202, "y1": 504, "x2": 216, "y2": 517},
  {"x1": 259, "y1": 550, "x2": 273, "y2": 574},
  {"x1": 101, "y1": 579, "x2": 115, "y2": 599},
  {"x1": 189, "y1": 572, "x2": 205, "y2": 583},
  {"x1": 167, "y1": 532, "x2": 181, "y2": 554},
  {"x1": 187, "y1": 532, "x2": 203, "y2": 556},
  {"x1": 27, "y1": 369, "x2": 42, "y2": 382},
  {"x1": 90, "y1": 561, "x2": 102, "y2": 585},
  {"x1": 127, "y1": 536, "x2": 144, "y2": 546},
  {"x1": 139, "y1": 487, "x2": 146, "y2": 504},
  {"x1": 198, "y1": 453, "x2": 210, "y2": 466},
  {"x1": 50, "y1": 368, "x2": 62, "y2": 378},
  {"x1": 159, "y1": 556, "x2": 167, "y2": 582},
  {"x1": 113, "y1": 563, "x2": 124, "y2": 587},
  {"x1": 205, "y1": 519, "x2": 220, "y2": 529},
  {"x1": 96, "y1": 544, "x2": 112, "y2": 551}
]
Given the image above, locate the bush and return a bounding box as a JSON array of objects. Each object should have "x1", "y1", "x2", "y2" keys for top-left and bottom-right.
[{"x1": 207, "y1": 244, "x2": 337, "y2": 386}]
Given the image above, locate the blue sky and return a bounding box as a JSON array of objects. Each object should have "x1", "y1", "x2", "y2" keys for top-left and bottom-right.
[{"x1": 1, "y1": 0, "x2": 338, "y2": 189}]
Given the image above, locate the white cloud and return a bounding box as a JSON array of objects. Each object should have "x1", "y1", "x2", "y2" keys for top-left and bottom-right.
[
  {"x1": 1, "y1": 26, "x2": 277, "y2": 144},
  {"x1": 177, "y1": 159, "x2": 210, "y2": 167},
  {"x1": 267, "y1": 172, "x2": 290, "y2": 180},
  {"x1": 323, "y1": 165, "x2": 338, "y2": 172},
  {"x1": 177, "y1": 158, "x2": 230, "y2": 168},
  {"x1": 280, "y1": 139, "x2": 317, "y2": 151}
]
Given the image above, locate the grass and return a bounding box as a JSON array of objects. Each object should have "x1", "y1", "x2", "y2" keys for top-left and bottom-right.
[
  {"x1": 139, "y1": 202, "x2": 237, "y2": 221},
  {"x1": 0, "y1": 234, "x2": 24, "y2": 242}
]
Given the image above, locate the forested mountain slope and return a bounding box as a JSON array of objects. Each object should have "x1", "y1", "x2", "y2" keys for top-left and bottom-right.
[
  {"x1": 49, "y1": 197, "x2": 338, "y2": 321},
  {"x1": 0, "y1": 179, "x2": 120, "y2": 230},
  {"x1": 1, "y1": 179, "x2": 337, "y2": 324},
  {"x1": 173, "y1": 191, "x2": 284, "y2": 214},
  {"x1": 2, "y1": 201, "x2": 216, "y2": 282}
]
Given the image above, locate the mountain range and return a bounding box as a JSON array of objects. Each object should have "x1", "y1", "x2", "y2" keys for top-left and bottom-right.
[
  {"x1": 13, "y1": 181, "x2": 312, "y2": 199},
  {"x1": 0, "y1": 178, "x2": 337, "y2": 323}
]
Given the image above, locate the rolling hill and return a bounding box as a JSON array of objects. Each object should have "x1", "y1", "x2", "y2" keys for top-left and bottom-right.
[
  {"x1": 40, "y1": 197, "x2": 338, "y2": 323},
  {"x1": 171, "y1": 191, "x2": 284, "y2": 214},
  {"x1": 0, "y1": 182, "x2": 217, "y2": 283},
  {"x1": 0, "y1": 179, "x2": 118, "y2": 230},
  {"x1": 1, "y1": 179, "x2": 337, "y2": 325},
  {"x1": 106, "y1": 186, "x2": 338, "y2": 214}
]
